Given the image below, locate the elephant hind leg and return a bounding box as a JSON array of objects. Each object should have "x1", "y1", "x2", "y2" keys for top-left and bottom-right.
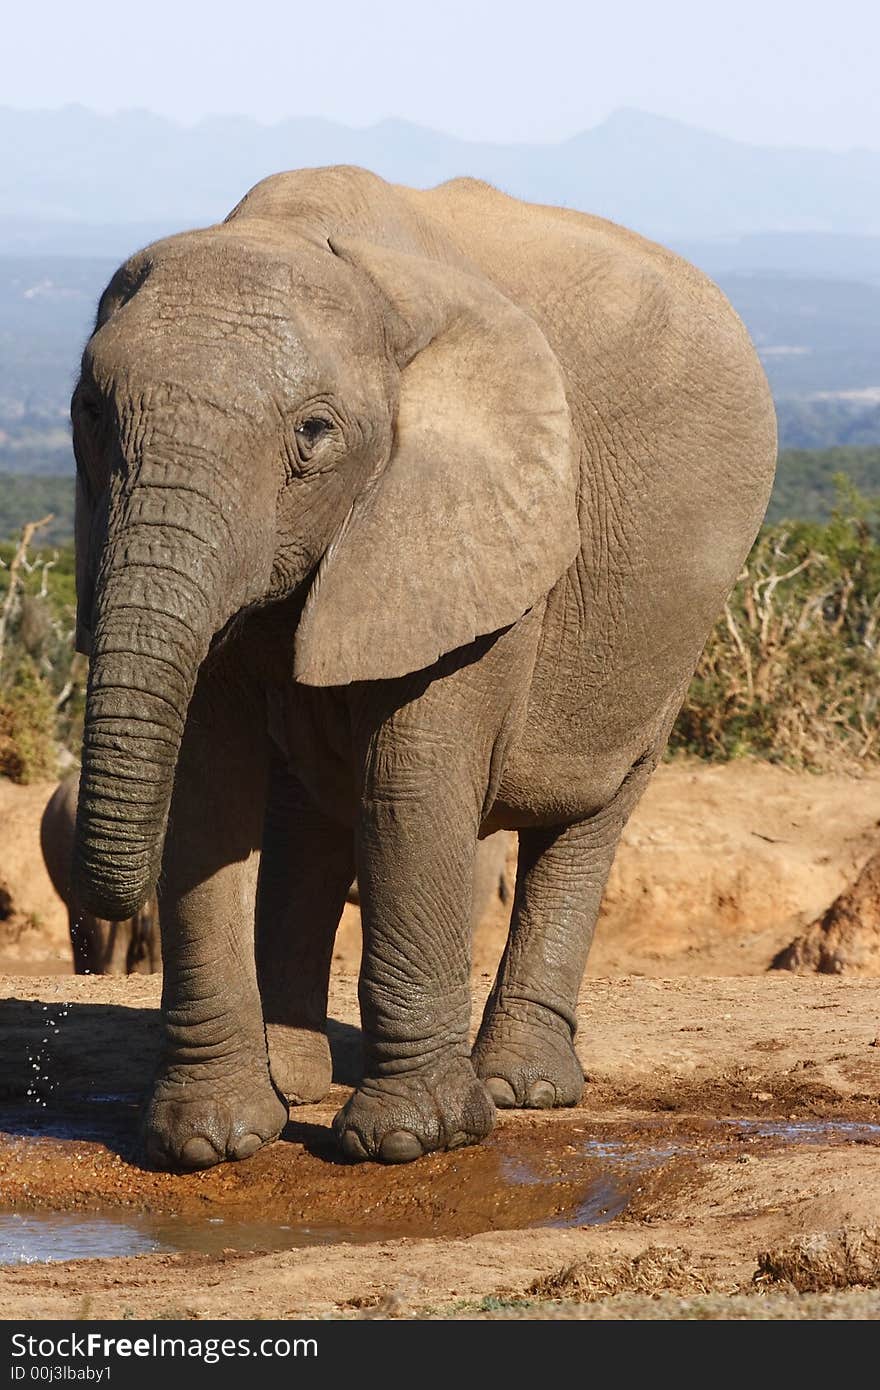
[
  {"x1": 126, "y1": 898, "x2": 161, "y2": 975},
  {"x1": 472, "y1": 754, "x2": 658, "y2": 1109},
  {"x1": 257, "y1": 760, "x2": 355, "y2": 1105}
]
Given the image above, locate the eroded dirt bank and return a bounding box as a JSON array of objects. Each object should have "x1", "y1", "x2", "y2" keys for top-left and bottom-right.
[{"x1": 1, "y1": 972, "x2": 879, "y2": 1319}]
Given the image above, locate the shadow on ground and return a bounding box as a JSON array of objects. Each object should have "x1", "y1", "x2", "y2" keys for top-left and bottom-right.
[{"x1": 0, "y1": 995, "x2": 362, "y2": 1161}]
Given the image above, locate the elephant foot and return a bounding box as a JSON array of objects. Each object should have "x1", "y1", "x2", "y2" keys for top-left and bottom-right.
[
  {"x1": 266, "y1": 1023, "x2": 332, "y2": 1105},
  {"x1": 333, "y1": 1057, "x2": 495, "y2": 1163},
  {"x1": 472, "y1": 1004, "x2": 585, "y2": 1109},
  {"x1": 143, "y1": 1064, "x2": 288, "y2": 1171}
]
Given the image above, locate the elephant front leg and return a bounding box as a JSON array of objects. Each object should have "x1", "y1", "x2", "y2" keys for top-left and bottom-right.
[
  {"x1": 334, "y1": 781, "x2": 494, "y2": 1163},
  {"x1": 145, "y1": 672, "x2": 287, "y2": 1171},
  {"x1": 257, "y1": 758, "x2": 355, "y2": 1104}
]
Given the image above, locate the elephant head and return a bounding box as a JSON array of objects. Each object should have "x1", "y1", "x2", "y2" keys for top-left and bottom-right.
[{"x1": 73, "y1": 169, "x2": 578, "y2": 920}]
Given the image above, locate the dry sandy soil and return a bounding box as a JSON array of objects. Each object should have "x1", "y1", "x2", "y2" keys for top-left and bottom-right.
[{"x1": 2, "y1": 759, "x2": 880, "y2": 1320}]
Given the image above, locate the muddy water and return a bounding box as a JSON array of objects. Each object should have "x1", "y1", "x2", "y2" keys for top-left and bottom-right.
[
  {"x1": 0, "y1": 1180, "x2": 630, "y2": 1266},
  {"x1": 0, "y1": 1107, "x2": 637, "y2": 1264},
  {"x1": 0, "y1": 1181, "x2": 634, "y2": 1266},
  {"x1": 1, "y1": 1212, "x2": 169, "y2": 1265},
  {"x1": 0, "y1": 1211, "x2": 394, "y2": 1265},
  {"x1": 3, "y1": 1107, "x2": 878, "y2": 1266},
  {"x1": 735, "y1": 1119, "x2": 880, "y2": 1142}
]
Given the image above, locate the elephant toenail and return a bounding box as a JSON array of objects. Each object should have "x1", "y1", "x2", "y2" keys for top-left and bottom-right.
[
  {"x1": 483, "y1": 1076, "x2": 517, "y2": 1108},
  {"x1": 231, "y1": 1132, "x2": 263, "y2": 1160},
  {"x1": 447, "y1": 1131, "x2": 470, "y2": 1149},
  {"x1": 340, "y1": 1130, "x2": 368, "y2": 1161},
  {"x1": 527, "y1": 1080, "x2": 557, "y2": 1108},
  {"x1": 179, "y1": 1136, "x2": 219, "y2": 1169},
  {"x1": 378, "y1": 1130, "x2": 423, "y2": 1163}
]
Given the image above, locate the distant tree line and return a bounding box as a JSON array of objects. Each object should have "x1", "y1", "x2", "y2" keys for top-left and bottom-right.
[
  {"x1": 774, "y1": 400, "x2": 880, "y2": 452},
  {"x1": 4, "y1": 448, "x2": 880, "y2": 552},
  {"x1": 0, "y1": 476, "x2": 74, "y2": 545},
  {"x1": 767, "y1": 447, "x2": 880, "y2": 523}
]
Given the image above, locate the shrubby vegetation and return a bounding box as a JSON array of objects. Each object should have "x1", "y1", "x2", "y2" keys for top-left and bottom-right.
[
  {"x1": 4, "y1": 475, "x2": 880, "y2": 784},
  {"x1": 0, "y1": 521, "x2": 84, "y2": 782},
  {"x1": 671, "y1": 483, "x2": 880, "y2": 768}
]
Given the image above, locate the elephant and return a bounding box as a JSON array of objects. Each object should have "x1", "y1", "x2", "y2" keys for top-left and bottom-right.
[
  {"x1": 70, "y1": 166, "x2": 776, "y2": 1170},
  {"x1": 346, "y1": 831, "x2": 512, "y2": 922},
  {"x1": 41, "y1": 774, "x2": 160, "y2": 974},
  {"x1": 41, "y1": 769, "x2": 505, "y2": 978}
]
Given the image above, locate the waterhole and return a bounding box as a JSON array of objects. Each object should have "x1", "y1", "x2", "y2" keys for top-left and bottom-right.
[
  {"x1": 3, "y1": 1114, "x2": 876, "y2": 1266},
  {"x1": 0, "y1": 1098, "x2": 635, "y2": 1263},
  {"x1": 0, "y1": 1211, "x2": 395, "y2": 1266},
  {"x1": 0, "y1": 1172, "x2": 629, "y2": 1266}
]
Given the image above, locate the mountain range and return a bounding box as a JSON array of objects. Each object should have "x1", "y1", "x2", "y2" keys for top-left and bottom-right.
[
  {"x1": 3, "y1": 105, "x2": 880, "y2": 258},
  {"x1": 1, "y1": 105, "x2": 878, "y2": 470}
]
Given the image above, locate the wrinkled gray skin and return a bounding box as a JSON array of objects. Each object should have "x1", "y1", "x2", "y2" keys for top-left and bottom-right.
[
  {"x1": 41, "y1": 774, "x2": 160, "y2": 974},
  {"x1": 71, "y1": 168, "x2": 776, "y2": 1170},
  {"x1": 41, "y1": 771, "x2": 504, "y2": 978},
  {"x1": 347, "y1": 831, "x2": 512, "y2": 921}
]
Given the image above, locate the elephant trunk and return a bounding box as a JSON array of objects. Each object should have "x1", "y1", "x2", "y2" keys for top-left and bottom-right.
[{"x1": 74, "y1": 472, "x2": 253, "y2": 920}]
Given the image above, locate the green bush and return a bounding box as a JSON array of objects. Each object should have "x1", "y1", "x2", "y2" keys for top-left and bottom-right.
[
  {"x1": 670, "y1": 482, "x2": 880, "y2": 768},
  {"x1": 0, "y1": 528, "x2": 83, "y2": 784},
  {"x1": 0, "y1": 656, "x2": 58, "y2": 782}
]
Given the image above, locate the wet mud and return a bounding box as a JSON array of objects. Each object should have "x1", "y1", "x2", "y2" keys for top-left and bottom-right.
[
  {"x1": 0, "y1": 972, "x2": 879, "y2": 1318},
  {"x1": 1, "y1": 1076, "x2": 878, "y2": 1265}
]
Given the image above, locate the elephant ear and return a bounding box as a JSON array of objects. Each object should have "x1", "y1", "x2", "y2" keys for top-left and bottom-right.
[{"x1": 293, "y1": 238, "x2": 579, "y2": 686}]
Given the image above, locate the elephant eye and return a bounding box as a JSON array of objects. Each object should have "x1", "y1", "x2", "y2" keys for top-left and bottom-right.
[{"x1": 294, "y1": 415, "x2": 334, "y2": 460}]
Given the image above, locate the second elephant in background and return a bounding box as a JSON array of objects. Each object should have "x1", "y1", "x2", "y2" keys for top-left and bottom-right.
[{"x1": 41, "y1": 774, "x2": 160, "y2": 975}]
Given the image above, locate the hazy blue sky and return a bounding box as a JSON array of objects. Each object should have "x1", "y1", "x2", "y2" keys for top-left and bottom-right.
[{"x1": 10, "y1": 0, "x2": 879, "y2": 149}]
